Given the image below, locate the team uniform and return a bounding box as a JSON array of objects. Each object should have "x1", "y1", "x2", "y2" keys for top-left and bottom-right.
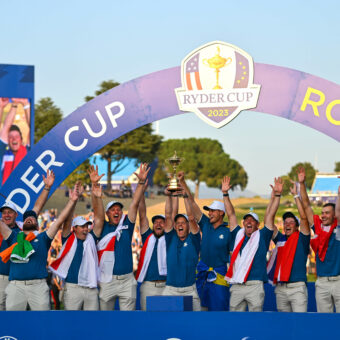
[
  {"x1": 92, "y1": 215, "x2": 137, "y2": 311},
  {"x1": 0, "y1": 224, "x2": 21, "y2": 310},
  {"x1": 50, "y1": 232, "x2": 99, "y2": 310},
  {"x1": 227, "y1": 226, "x2": 273, "y2": 312},
  {"x1": 4, "y1": 231, "x2": 52, "y2": 311},
  {"x1": 136, "y1": 228, "x2": 167, "y2": 310},
  {"x1": 312, "y1": 215, "x2": 340, "y2": 313},
  {"x1": 162, "y1": 229, "x2": 201, "y2": 311},
  {"x1": 270, "y1": 231, "x2": 310, "y2": 312},
  {"x1": 197, "y1": 214, "x2": 239, "y2": 311}
]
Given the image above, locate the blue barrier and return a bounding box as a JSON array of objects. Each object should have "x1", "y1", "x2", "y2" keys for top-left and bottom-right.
[{"x1": 0, "y1": 310, "x2": 339, "y2": 340}]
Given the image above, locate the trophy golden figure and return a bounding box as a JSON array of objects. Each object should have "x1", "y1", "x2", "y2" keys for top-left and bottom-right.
[
  {"x1": 203, "y1": 46, "x2": 232, "y2": 89},
  {"x1": 166, "y1": 151, "x2": 183, "y2": 192}
]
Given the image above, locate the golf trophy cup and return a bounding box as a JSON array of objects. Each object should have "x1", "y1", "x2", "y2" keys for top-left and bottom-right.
[{"x1": 166, "y1": 151, "x2": 183, "y2": 192}]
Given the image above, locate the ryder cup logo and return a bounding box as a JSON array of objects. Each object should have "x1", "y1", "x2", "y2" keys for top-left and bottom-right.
[{"x1": 175, "y1": 41, "x2": 261, "y2": 128}]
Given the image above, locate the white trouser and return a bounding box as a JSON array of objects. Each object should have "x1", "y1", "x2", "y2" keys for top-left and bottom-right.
[
  {"x1": 315, "y1": 275, "x2": 340, "y2": 313},
  {"x1": 275, "y1": 282, "x2": 307, "y2": 312},
  {"x1": 6, "y1": 279, "x2": 50, "y2": 311},
  {"x1": 140, "y1": 280, "x2": 166, "y2": 311},
  {"x1": 99, "y1": 272, "x2": 137, "y2": 311},
  {"x1": 230, "y1": 281, "x2": 264, "y2": 312},
  {"x1": 0, "y1": 274, "x2": 9, "y2": 311},
  {"x1": 162, "y1": 284, "x2": 201, "y2": 311},
  {"x1": 63, "y1": 282, "x2": 99, "y2": 311}
]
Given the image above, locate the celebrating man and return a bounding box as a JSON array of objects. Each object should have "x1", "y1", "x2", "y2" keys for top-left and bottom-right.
[
  {"x1": 0, "y1": 181, "x2": 82, "y2": 311},
  {"x1": 89, "y1": 163, "x2": 149, "y2": 311},
  {"x1": 299, "y1": 168, "x2": 340, "y2": 313},
  {"x1": 179, "y1": 172, "x2": 238, "y2": 311},
  {"x1": 50, "y1": 183, "x2": 99, "y2": 310},
  {"x1": 0, "y1": 169, "x2": 55, "y2": 310},
  {"x1": 225, "y1": 178, "x2": 282, "y2": 311}
]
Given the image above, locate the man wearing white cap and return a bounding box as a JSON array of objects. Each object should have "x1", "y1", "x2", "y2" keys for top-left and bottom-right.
[
  {"x1": 162, "y1": 190, "x2": 201, "y2": 311},
  {"x1": 88, "y1": 163, "x2": 150, "y2": 310},
  {"x1": 178, "y1": 172, "x2": 239, "y2": 311},
  {"x1": 135, "y1": 183, "x2": 168, "y2": 310},
  {"x1": 0, "y1": 181, "x2": 82, "y2": 311},
  {"x1": 225, "y1": 177, "x2": 282, "y2": 311},
  {"x1": 50, "y1": 184, "x2": 99, "y2": 310},
  {"x1": 0, "y1": 169, "x2": 55, "y2": 310}
]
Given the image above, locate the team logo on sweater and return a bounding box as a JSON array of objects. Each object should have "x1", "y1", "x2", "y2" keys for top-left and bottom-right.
[{"x1": 175, "y1": 41, "x2": 261, "y2": 128}]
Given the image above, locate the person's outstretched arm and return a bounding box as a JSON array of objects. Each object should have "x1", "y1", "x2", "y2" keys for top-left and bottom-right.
[
  {"x1": 264, "y1": 177, "x2": 283, "y2": 231},
  {"x1": 138, "y1": 180, "x2": 149, "y2": 235},
  {"x1": 297, "y1": 167, "x2": 314, "y2": 227},
  {"x1": 221, "y1": 175, "x2": 238, "y2": 231},
  {"x1": 33, "y1": 169, "x2": 55, "y2": 215}
]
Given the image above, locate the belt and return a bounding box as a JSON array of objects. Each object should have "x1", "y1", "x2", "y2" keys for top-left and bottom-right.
[
  {"x1": 277, "y1": 281, "x2": 305, "y2": 288},
  {"x1": 145, "y1": 281, "x2": 166, "y2": 287},
  {"x1": 112, "y1": 273, "x2": 133, "y2": 280},
  {"x1": 318, "y1": 275, "x2": 340, "y2": 282},
  {"x1": 234, "y1": 280, "x2": 262, "y2": 286},
  {"x1": 65, "y1": 282, "x2": 97, "y2": 289},
  {"x1": 11, "y1": 279, "x2": 46, "y2": 286},
  {"x1": 0, "y1": 274, "x2": 9, "y2": 280}
]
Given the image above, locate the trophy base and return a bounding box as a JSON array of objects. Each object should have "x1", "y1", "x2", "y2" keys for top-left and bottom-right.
[
  {"x1": 213, "y1": 85, "x2": 222, "y2": 90},
  {"x1": 168, "y1": 178, "x2": 180, "y2": 192}
]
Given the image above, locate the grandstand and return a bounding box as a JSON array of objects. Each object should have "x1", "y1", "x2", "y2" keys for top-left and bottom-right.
[{"x1": 309, "y1": 173, "x2": 340, "y2": 204}]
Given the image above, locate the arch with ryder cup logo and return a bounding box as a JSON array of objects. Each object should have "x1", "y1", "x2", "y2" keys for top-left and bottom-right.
[{"x1": 1, "y1": 41, "x2": 340, "y2": 219}]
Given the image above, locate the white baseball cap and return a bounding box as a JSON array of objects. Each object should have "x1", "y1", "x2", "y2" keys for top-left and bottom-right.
[
  {"x1": 203, "y1": 201, "x2": 225, "y2": 213},
  {"x1": 243, "y1": 212, "x2": 259, "y2": 223},
  {"x1": 152, "y1": 214, "x2": 165, "y2": 223},
  {"x1": 106, "y1": 201, "x2": 124, "y2": 211},
  {"x1": 71, "y1": 216, "x2": 92, "y2": 228},
  {"x1": 174, "y1": 213, "x2": 189, "y2": 222},
  {"x1": 0, "y1": 202, "x2": 18, "y2": 214}
]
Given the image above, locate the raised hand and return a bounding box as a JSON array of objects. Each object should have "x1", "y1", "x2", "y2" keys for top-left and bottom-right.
[
  {"x1": 92, "y1": 182, "x2": 102, "y2": 198},
  {"x1": 289, "y1": 179, "x2": 298, "y2": 196},
  {"x1": 42, "y1": 169, "x2": 55, "y2": 189},
  {"x1": 273, "y1": 177, "x2": 283, "y2": 195},
  {"x1": 0, "y1": 97, "x2": 9, "y2": 109},
  {"x1": 221, "y1": 176, "x2": 232, "y2": 193},
  {"x1": 177, "y1": 171, "x2": 185, "y2": 183},
  {"x1": 134, "y1": 163, "x2": 150, "y2": 183},
  {"x1": 297, "y1": 167, "x2": 305, "y2": 184},
  {"x1": 87, "y1": 165, "x2": 104, "y2": 184},
  {"x1": 164, "y1": 185, "x2": 172, "y2": 196},
  {"x1": 69, "y1": 181, "x2": 83, "y2": 201}
]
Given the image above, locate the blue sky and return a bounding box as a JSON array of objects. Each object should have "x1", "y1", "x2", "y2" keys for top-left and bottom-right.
[{"x1": 2, "y1": 0, "x2": 340, "y2": 195}]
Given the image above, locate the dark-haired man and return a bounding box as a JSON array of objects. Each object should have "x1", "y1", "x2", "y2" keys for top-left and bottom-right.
[{"x1": 299, "y1": 167, "x2": 340, "y2": 313}]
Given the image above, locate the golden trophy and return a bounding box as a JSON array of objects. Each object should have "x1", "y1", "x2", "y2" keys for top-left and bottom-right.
[
  {"x1": 166, "y1": 151, "x2": 183, "y2": 192},
  {"x1": 203, "y1": 46, "x2": 232, "y2": 89}
]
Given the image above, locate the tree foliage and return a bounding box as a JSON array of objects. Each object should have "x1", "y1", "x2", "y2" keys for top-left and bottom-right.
[
  {"x1": 34, "y1": 97, "x2": 63, "y2": 143},
  {"x1": 154, "y1": 138, "x2": 248, "y2": 198},
  {"x1": 288, "y1": 162, "x2": 317, "y2": 190},
  {"x1": 335, "y1": 162, "x2": 340, "y2": 172},
  {"x1": 85, "y1": 80, "x2": 162, "y2": 190}
]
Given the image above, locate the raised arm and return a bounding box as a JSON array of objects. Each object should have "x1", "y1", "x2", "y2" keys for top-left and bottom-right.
[
  {"x1": 0, "y1": 220, "x2": 12, "y2": 240},
  {"x1": 290, "y1": 180, "x2": 310, "y2": 235},
  {"x1": 184, "y1": 193, "x2": 199, "y2": 234},
  {"x1": 221, "y1": 176, "x2": 238, "y2": 231},
  {"x1": 138, "y1": 180, "x2": 149, "y2": 235},
  {"x1": 336, "y1": 185, "x2": 340, "y2": 222},
  {"x1": 297, "y1": 167, "x2": 314, "y2": 226},
  {"x1": 264, "y1": 177, "x2": 283, "y2": 230},
  {"x1": 62, "y1": 182, "x2": 84, "y2": 238},
  {"x1": 0, "y1": 104, "x2": 16, "y2": 143},
  {"x1": 177, "y1": 171, "x2": 202, "y2": 221},
  {"x1": 47, "y1": 182, "x2": 82, "y2": 239},
  {"x1": 164, "y1": 186, "x2": 173, "y2": 233},
  {"x1": 128, "y1": 163, "x2": 150, "y2": 223},
  {"x1": 88, "y1": 165, "x2": 105, "y2": 237},
  {"x1": 32, "y1": 169, "x2": 55, "y2": 215}
]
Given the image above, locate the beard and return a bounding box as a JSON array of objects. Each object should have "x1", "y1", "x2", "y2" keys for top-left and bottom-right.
[
  {"x1": 23, "y1": 223, "x2": 38, "y2": 232},
  {"x1": 153, "y1": 229, "x2": 164, "y2": 238}
]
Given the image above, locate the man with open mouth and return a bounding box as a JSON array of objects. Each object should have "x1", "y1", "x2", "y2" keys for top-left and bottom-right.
[
  {"x1": 0, "y1": 169, "x2": 55, "y2": 310},
  {"x1": 225, "y1": 178, "x2": 282, "y2": 311},
  {"x1": 135, "y1": 182, "x2": 171, "y2": 310},
  {"x1": 89, "y1": 163, "x2": 150, "y2": 311},
  {"x1": 267, "y1": 171, "x2": 311, "y2": 312},
  {"x1": 162, "y1": 186, "x2": 201, "y2": 311},
  {"x1": 299, "y1": 167, "x2": 340, "y2": 313},
  {"x1": 0, "y1": 181, "x2": 82, "y2": 311}
]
